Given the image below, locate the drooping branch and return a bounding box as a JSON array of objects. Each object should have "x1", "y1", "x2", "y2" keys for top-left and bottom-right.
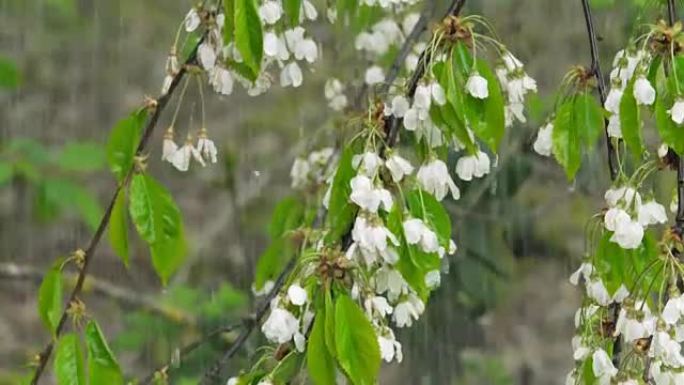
[
  {"x1": 580, "y1": 0, "x2": 619, "y2": 181},
  {"x1": 29, "y1": 36, "x2": 205, "y2": 385},
  {"x1": 198, "y1": 2, "x2": 468, "y2": 384},
  {"x1": 667, "y1": 0, "x2": 684, "y2": 233}
]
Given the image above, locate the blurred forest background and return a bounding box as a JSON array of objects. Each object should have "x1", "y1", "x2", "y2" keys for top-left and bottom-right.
[{"x1": 0, "y1": 0, "x2": 678, "y2": 384}]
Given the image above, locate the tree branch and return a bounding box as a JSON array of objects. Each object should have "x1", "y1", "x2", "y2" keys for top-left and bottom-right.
[
  {"x1": 580, "y1": 0, "x2": 619, "y2": 181},
  {"x1": 198, "y1": 1, "x2": 468, "y2": 384},
  {"x1": 0, "y1": 262, "x2": 195, "y2": 325},
  {"x1": 667, "y1": 0, "x2": 684, "y2": 233},
  {"x1": 29, "y1": 36, "x2": 205, "y2": 385}
]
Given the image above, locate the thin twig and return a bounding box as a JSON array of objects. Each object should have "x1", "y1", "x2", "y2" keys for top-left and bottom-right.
[
  {"x1": 29, "y1": 36, "x2": 205, "y2": 385},
  {"x1": 139, "y1": 322, "x2": 243, "y2": 385},
  {"x1": 580, "y1": 0, "x2": 619, "y2": 181},
  {"x1": 0, "y1": 263, "x2": 195, "y2": 325},
  {"x1": 668, "y1": 0, "x2": 684, "y2": 232}
]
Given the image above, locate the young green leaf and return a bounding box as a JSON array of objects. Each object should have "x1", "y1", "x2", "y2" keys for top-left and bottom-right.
[
  {"x1": 108, "y1": 191, "x2": 129, "y2": 267},
  {"x1": 273, "y1": 351, "x2": 304, "y2": 383},
  {"x1": 269, "y1": 196, "x2": 304, "y2": 238},
  {"x1": 324, "y1": 289, "x2": 336, "y2": 357},
  {"x1": 283, "y1": 0, "x2": 302, "y2": 25},
  {"x1": 334, "y1": 294, "x2": 381, "y2": 385},
  {"x1": 552, "y1": 98, "x2": 581, "y2": 180},
  {"x1": 128, "y1": 173, "x2": 187, "y2": 284},
  {"x1": 574, "y1": 91, "x2": 604, "y2": 147},
  {"x1": 85, "y1": 321, "x2": 124, "y2": 385},
  {"x1": 307, "y1": 314, "x2": 337, "y2": 385},
  {"x1": 234, "y1": 0, "x2": 263, "y2": 80},
  {"x1": 656, "y1": 78, "x2": 684, "y2": 155},
  {"x1": 106, "y1": 109, "x2": 147, "y2": 182},
  {"x1": 620, "y1": 79, "x2": 644, "y2": 159},
  {"x1": 54, "y1": 333, "x2": 86, "y2": 385},
  {"x1": 38, "y1": 265, "x2": 63, "y2": 336},
  {"x1": 253, "y1": 238, "x2": 294, "y2": 291},
  {"x1": 325, "y1": 147, "x2": 358, "y2": 244},
  {"x1": 223, "y1": 0, "x2": 235, "y2": 44},
  {"x1": 474, "y1": 59, "x2": 506, "y2": 152}
]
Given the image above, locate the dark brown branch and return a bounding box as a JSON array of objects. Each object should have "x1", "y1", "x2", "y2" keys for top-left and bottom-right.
[
  {"x1": 667, "y1": 0, "x2": 684, "y2": 231},
  {"x1": 580, "y1": 0, "x2": 619, "y2": 181},
  {"x1": 29, "y1": 37, "x2": 204, "y2": 385}
]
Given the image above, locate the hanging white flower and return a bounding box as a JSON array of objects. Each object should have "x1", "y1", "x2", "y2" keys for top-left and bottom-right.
[
  {"x1": 638, "y1": 200, "x2": 667, "y2": 227},
  {"x1": 607, "y1": 114, "x2": 622, "y2": 138},
  {"x1": 385, "y1": 153, "x2": 414, "y2": 182},
  {"x1": 390, "y1": 95, "x2": 410, "y2": 118},
  {"x1": 280, "y1": 62, "x2": 303, "y2": 88},
  {"x1": 416, "y1": 159, "x2": 460, "y2": 201},
  {"x1": 198, "y1": 42, "x2": 217, "y2": 70},
  {"x1": 533, "y1": 122, "x2": 554, "y2": 156},
  {"x1": 259, "y1": 1, "x2": 282, "y2": 24},
  {"x1": 227, "y1": 377, "x2": 240, "y2": 385},
  {"x1": 430, "y1": 82, "x2": 447, "y2": 106},
  {"x1": 170, "y1": 141, "x2": 203, "y2": 172},
  {"x1": 586, "y1": 279, "x2": 611, "y2": 306},
  {"x1": 604, "y1": 207, "x2": 631, "y2": 232},
  {"x1": 403, "y1": 108, "x2": 420, "y2": 131},
  {"x1": 455, "y1": 151, "x2": 490, "y2": 181},
  {"x1": 374, "y1": 266, "x2": 409, "y2": 301},
  {"x1": 162, "y1": 127, "x2": 178, "y2": 162},
  {"x1": 604, "y1": 88, "x2": 623, "y2": 114},
  {"x1": 196, "y1": 128, "x2": 218, "y2": 164},
  {"x1": 301, "y1": 0, "x2": 317, "y2": 20},
  {"x1": 377, "y1": 327, "x2": 403, "y2": 363},
  {"x1": 287, "y1": 284, "x2": 308, "y2": 306},
  {"x1": 669, "y1": 98, "x2": 684, "y2": 125},
  {"x1": 572, "y1": 336, "x2": 590, "y2": 360},
  {"x1": 568, "y1": 262, "x2": 594, "y2": 286},
  {"x1": 605, "y1": 186, "x2": 641, "y2": 208},
  {"x1": 352, "y1": 152, "x2": 384, "y2": 177},
  {"x1": 349, "y1": 175, "x2": 392, "y2": 213},
  {"x1": 614, "y1": 304, "x2": 655, "y2": 342},
  {"x1": 403, "y1": 218, "x2": 439, "y2": 253},
  {"x1": 610, "y1": 217, "x2": 644, "y2": 249},
  {"x1": 392, "y1": 294, "x2": 425, "y2": 327},
  {"x1": 209, "y1": 67, "x2": 235, "y2": 96},
  {"x1": 365, "y1": 296, "x2": 393, "y2": 318},
  {"x1": 466, "y1": 72, "x2": 489, "y2": 99},
  {"x1": 659, "y1": 144, "x2": 670, "y2": 158},
  {"x1": 261, "y1": 307, "x2": 300, "y2": 344},
  {"x1": 634, "y1": 76, "x2": 656, "y2": 106},
  {"x1": 290, "y1": 158, "x2": 310, "y2": 189},
  {"x1": 592, "y1": 349, "x2": 618, "y2": 383},
  {"x1": 650, "y1": 331, "x2": 684, "y2": 368},
  {"x1": 663, "y1": 294, "x2": 684, "y2": 325},
  {"x1": 413, "y1": 84, "x2": 432, "y2": 112},
  {"x1": 425, "y1": 270, "x2": 441, "y2": 289},
  {"x1": 184, "y1": 8, "x2": 201, "y2": 32},
  {"x1": 348, "y1": 217, "x2": 399, "y2": 265},
  {"x1": 365, "y1": 66, "x2": 385, "y2": 85}
]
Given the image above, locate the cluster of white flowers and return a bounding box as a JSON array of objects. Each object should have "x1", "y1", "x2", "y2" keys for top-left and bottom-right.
[
  {"x1": 162, "y1": 127, "x2": 218, "y2": 172},
  {"x1": 495, "y1": 51, "x2": 537, "y2": 127},
  {"x1": 324, "y1": 78, "x2": 348, "y2": 111},
  {"x1": 604, "y1": 49, "x2": 654, "y2": 138},
  {"x1": 360, "y1": 0, "x2": 420, "y2": 8},
  {"x1": 290, "y1": 147, "x2": 335, "y2": 189},
  {"x1": 261, "y1": 282, "x2": 312, "y2": 351},
  {"x1": 603, "y1": 185, "x2": 667, "y2": 249}
]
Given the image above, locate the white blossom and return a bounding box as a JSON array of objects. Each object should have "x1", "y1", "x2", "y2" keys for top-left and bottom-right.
[
  {"x1": 604, "y1": 207, "x2": 631, "y2": 232},
  {"x1": 365, "y1": 296, "x2": 393, "y2": 318},
  {"x1": 198, "y1": 42, "x2": 217, "y2": 70},
  {"x1": 634, "y1": 76, "x2": 656, "y2": 106},
  {"x1": 349, "y1": 217, "x2": 399, "y2": 265},
  {"x1": 259, "y1": 1, "x2": 283, "y2": 24},
  {"x1": 610, "y1": 216, "x2": 644, "y2": 249},
  {"x1": 280, "y1": 62, "x2": 303, "y2": 88},
  {"x1": 393, "y1": 294, "x2": 425, "y2": 327},
  {"x1": 670, "y1": 98, "x2": 684, "y2": 124},
  {"x1": 162, "y1": 128, "x2": 178, "y2": 162},
  {"x1": 664, "y1": 295, "x2": 684, "y2": 325},
  {"x1": 607, "y1": 114, "x2": 622, "y2": 138},
  {"x1": 209, "y1": 67, "x2": 235, "y2": 96},
  {"x1": 417, "y1": 159, "x2": 460, "y2": 201},
  {"x1": 466, "y1": 72, "x2": 489, "y2": 99},
  {"x1": 533, "y1": 122, "x2": 553, "y2": 157},
  {"x1": 287, "y1": 284, "x2": 308, "y2": 306},
  {"x1": 389, "y1": 95, "x2": 410, "y2": 118},
  {"x1": 290, "y1": 158, "x2": 310, "y2": 189},
  {"x1": 638, "y1": 200, "x2": 668, "y2": 227},
  {"x1": 352, "y1": 151, "x2": 384, "y2": 177},
  {"x1": 455, "y1": 151, "x2": 491, "y2": 181},
  {"x1": 377, "y1": 327, "x2": 403, "y2": 363},
  {"x1": 651, "y1": 331, "x2": 684, "y2": 368},
  {"x1": 614, "y1": 304, "x2": 655, "y2": 342},
  {"x1": 425, "y1": 270, "x2": 441, "y2": 289},
  {"x1": 605, "y1": 88, "x2": 623, "y2": 114},
  {"x1": 403, "y1": 218, "x2": 439, "y2": 253},
  {"x1": 385, "y1": 153, "x2": 414, "y2": 182},
  {"x1": 569, "y1": 262, "x2": 594, "y2": 286},
  {"x1": 184, "y1": 8, "x2": 201, "y2": 32},
  {"x1": 365, "y1": 66, "x2": 385, "y2": 85},
  {"x1": 592, "y1": 349, "x2": 618, "y2": 383},
  {"x1": 374, "y1": 266, "x2": 409, "y2": 301},
  {"x1": 262, "y1": 308, "x2": 300, "y2": 344}
]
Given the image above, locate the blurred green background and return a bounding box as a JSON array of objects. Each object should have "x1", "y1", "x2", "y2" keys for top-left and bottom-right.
[{"x1": 0, "y1": 0, "x2": 680, "y2": 384}]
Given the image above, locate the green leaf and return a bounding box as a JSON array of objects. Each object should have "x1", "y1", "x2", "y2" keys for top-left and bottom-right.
[
  {"x1": 109, "y1": 191, "x2": 129, "y2": 267},
  {"x1": 308, "y1": 314, "x2": 337, "y2": 385},
  {"x1": 54, "y1": 333, "x2": 86, "y2": 385},
  {"x1": 474, "y1": 59, "x2": 506, "y2": 152},
  {"x1": 253, "y1": 238, "x2": 294, "y2": 291},
  {"x1": 283, "y1": 0, "x2": 302, "y2": 25},
  {"x1": 324, "y1": 289, "x2": 336, "y2": 357},
  {"x1": 0, "y1": 161, "x2": 13, "y2": 186},
  {"x1": 620, "y1": 79, "x2": 644, "y2": 159},
  {"x1": 38, "y1": 265, "x2": 63, "y2": 336},
  {"x1": 223, "y1": 0, "x2": 235, "y2": 44},
  {"x1": 128, "y1": 174, "x2": 186, "y2": 284},
  {"x1": 574, "y1": 91, "x2": 604, "y2": 147},
  {"x1": 0, "y1": 56, "x2": 21, "y2": 89},
  {"x1": 56, "y1": 142, "x2": 106, "y2": 172},
  {"x1": 325, "y1": 147, "x2": 358, "y2": 244},
  {"x1": 273, "y1": 352, "x2": 304, "y2": 383},
  {"x1": 234, "y1": 0, "x2": 263, "y2": 81},
  {"x1": 552, "y1": 98, "x2": 581, "y2": 180},
  {"x1": 106, "y1": 109, "x2": 147, "y2": 182},
  {"x1": 85, "y1": 321, "x2": 124, "y2": 385},
  {"x1": 269, "y1": 196, "x2": 304, "y2": 238},
  {"x1": 334, "y1": 294, "x2": 381, "y2": 385}
]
